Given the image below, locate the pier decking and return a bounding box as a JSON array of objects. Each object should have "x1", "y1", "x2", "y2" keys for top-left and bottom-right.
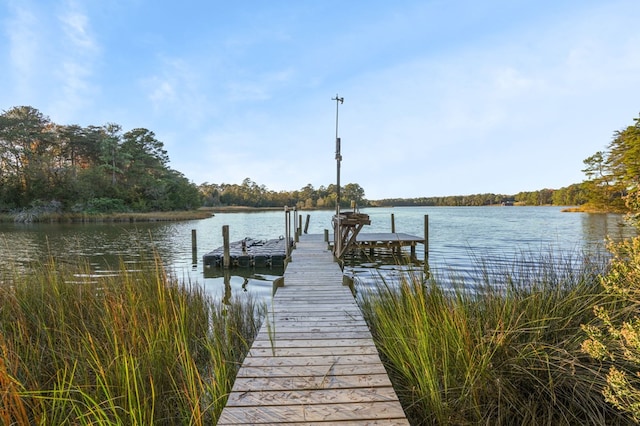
[{"x1": 217, "y1": 234, "x2": 409, "y2": 425}]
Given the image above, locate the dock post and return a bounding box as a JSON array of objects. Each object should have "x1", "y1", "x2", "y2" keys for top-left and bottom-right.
[
  {"x1": 424, "y1": 215, "x2": 429, "y2": 269},
  {"x1": 391, "y1": 213, "x2": 395, "y2": 233},
  {"x1": 222, "y1": 225, "x2": 230, "y2": 269},
  {"x1": 191, "y1": 229, "x2": 197, "y2": 266},
  {"x1": 284, "y1": 206, "x2": 291, "y2": 259},
  {"x1": 298, "y1": 214, "x2": 303, "y2": 236},
  {"x1": 304, "y1": 214, "x2": 310, "y2": 234},
  {"x1": 293, "y1": 207, "x2": 297, "y2": 230}
]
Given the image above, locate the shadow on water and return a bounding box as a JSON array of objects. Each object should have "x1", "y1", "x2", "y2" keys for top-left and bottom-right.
[{"x1": 203, "y1": 266, "x2": 285, "y2": 304}]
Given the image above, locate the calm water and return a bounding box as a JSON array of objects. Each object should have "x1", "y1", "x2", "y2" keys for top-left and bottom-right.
[{"x1": 0, "y1": 207, "x2": 635, "y2": 300}]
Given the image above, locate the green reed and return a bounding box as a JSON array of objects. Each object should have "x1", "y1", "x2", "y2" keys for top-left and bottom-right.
[
  {"x1": 358, "y1": 252, "x2": 633, "y2": 425},
  {"x1": 0, "y1": 256, "x2": 263, "y2": 425}
]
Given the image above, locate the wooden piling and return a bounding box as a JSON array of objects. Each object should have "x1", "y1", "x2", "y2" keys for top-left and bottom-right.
[
  {"x1": 284, "y1": 206, "x2": 291, "y2": 259},
  {"x1": 191, "y1": 229, "x2": 197, "y2": 265},
  {"x1": 391, "y1": 213, "x2": 395, "y2": 233},
  {"x1": 424, "y1": 214, "x2": 429, "y2": 268},
  {"x1": 222, "y1": 225, "x2": 230, "y2": 268},
  {"x1": 304, "y1": 214, "x2": 310, "y2": 234}
]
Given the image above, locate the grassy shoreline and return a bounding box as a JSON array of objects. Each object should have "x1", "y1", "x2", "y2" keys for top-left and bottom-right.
[
  {"x1": 1, "y1": 249, "x2": 635, "y2": 423},
  {"x1": 358, "y1": 255, "x2": 632, "y2": 424},
  {"x1": 0, "y1": 209, "x2": 214, "y2": 223},
  {"x1": 561, "y1": 204, "x2": 627, "y2": 213},
  {"x1": 0, "y1": 258, "x2": 264, "y2": 425},
  {"x1": 0, "y1": 204, "x2": 626, "y2": 223}
]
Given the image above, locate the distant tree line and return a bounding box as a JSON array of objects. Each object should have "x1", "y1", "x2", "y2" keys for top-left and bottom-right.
[
  {"x1": 0, "y1": 106, "x2": 200, "y2": 213},
  {"x1": 196, "y1": 181, "x2": 590, "y2": 210},
  {"x1": 198, "y1": 179, "x2": 368, "y2": 209},
  {"x1": 369, "y1": 183, "x2": 588, "y2": 208}
]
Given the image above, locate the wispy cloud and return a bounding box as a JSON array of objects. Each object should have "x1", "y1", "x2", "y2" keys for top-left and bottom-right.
[
  {"x1": 142, "y1": 56, "x2": 211, "y2": 127},
  {"x1": 52, "y1": 0, "x2": 100, "y2": 121},
  {"x1": 4, "y1": 1, "x2": 40, "y2": 99},
  {"x1": 226, "y1": 68, "x2": 296, "y2": 102}
]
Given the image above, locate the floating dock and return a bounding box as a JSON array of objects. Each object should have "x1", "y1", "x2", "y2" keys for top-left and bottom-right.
[
  {"x1": 217, "y1": 234, "x2": 409, "y2": 424},
  {"x1": 202, "y1": 237, "x2": 292, "y2": 269}
]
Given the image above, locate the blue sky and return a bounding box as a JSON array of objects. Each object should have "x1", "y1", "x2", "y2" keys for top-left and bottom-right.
[{"x1": 2, "y1": 0, "x2": 640, "y2": 199}]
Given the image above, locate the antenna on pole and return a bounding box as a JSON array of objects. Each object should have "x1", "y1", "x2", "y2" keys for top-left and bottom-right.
[{"x1": 332, "y1": 94, "x2": 344, "y2": 215}]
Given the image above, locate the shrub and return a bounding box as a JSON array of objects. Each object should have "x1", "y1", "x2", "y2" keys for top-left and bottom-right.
[{"x1": 582, "y1": 236, "x2": 640, "y2": 421}]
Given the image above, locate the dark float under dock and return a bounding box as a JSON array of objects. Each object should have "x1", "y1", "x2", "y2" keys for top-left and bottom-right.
[{"x1": 202, "y1": 237, "x2": 292, "y2": 269}]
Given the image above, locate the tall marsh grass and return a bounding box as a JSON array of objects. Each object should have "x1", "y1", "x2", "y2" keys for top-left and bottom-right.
[
  {"x1": 358, "y1": 253, "x2": 633, "y2": 425},
  {"x1": 0, "y1": 256, "x2": 263, "y2": 425}
]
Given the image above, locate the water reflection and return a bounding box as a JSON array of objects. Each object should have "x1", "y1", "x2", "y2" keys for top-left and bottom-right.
[
  {"x1": 581, "y1": 213, "x2": 633, "y2": 248},
  {"x1": 0, "y1": 207, "x2": 637, "y2": 303}
]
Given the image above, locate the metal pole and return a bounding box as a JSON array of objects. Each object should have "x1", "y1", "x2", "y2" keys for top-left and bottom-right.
[
  {"x1": 332, "y1": 94, "x2": 344, "y2": 260},
  {"x1": 332, "y1": 94, "x2": 343, "y2": 215}
]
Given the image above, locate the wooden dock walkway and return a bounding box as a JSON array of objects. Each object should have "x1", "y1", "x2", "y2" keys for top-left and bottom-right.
[{"x1": 217, "y1": 234, "x2": 409, "y2": 425}]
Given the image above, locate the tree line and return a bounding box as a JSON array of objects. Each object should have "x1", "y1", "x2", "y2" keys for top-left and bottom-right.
[
  {"x1": 198, "y1": 179, "x2": 367, "y2": 209},
  {"x1": 368, "y1": 184, "x2": 588, "y2": 208},
  {"x1": 0, "y1": 106, "x2": 200, "y2": 213},
  {"x1": 198, "y1": 181, "x2": 589, "y2": 209},
  {"x1": 2, "y1": 105, "x2": 637, "y2": 214}
]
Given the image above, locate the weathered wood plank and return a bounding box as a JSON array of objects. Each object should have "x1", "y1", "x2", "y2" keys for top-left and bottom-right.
[
  {"x1": 254, "y1": 330, "x2": 373, "y2": 341},
  {"x1": 250, "y1": 339, "x2": 375, "y2": 349},
  {"x1": 229, "y1": 373, "x2": 395, "y2": 392},
  {"x1": 265, "y1": 314, "x2": 367, "y2": 324},
  {"x1": 217, "y1": 401, "x2": 408, "y2": 424},
  {"x1": 266, "y1": 312, "x2": 363, "y2": 319},
  {"x1": 258, "y1": 322, "x2": 369, "y2": 331},
  {"x1": 239, "y1": 354, "x2": 386, "y2": 368},
  {"x1": 268, "y1": 305, "x2": 360, "y2": 312},
  {"x1": 226, "y1": 386, "x2": 400, "y2": 405},
  {"x1": 265, "y1": 314, "x2": 364, "y2": 322},
  {"x1": 235, "y1": 362, "x2": 388, "y2": 378},
  {"x1": 248, "y1": 345, "x2": 379, "y2": 357}
]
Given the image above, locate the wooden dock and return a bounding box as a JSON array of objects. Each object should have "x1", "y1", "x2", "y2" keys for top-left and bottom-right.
[{"x1": 217, "y1": 234, "x2": 409, "y2": 425}]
